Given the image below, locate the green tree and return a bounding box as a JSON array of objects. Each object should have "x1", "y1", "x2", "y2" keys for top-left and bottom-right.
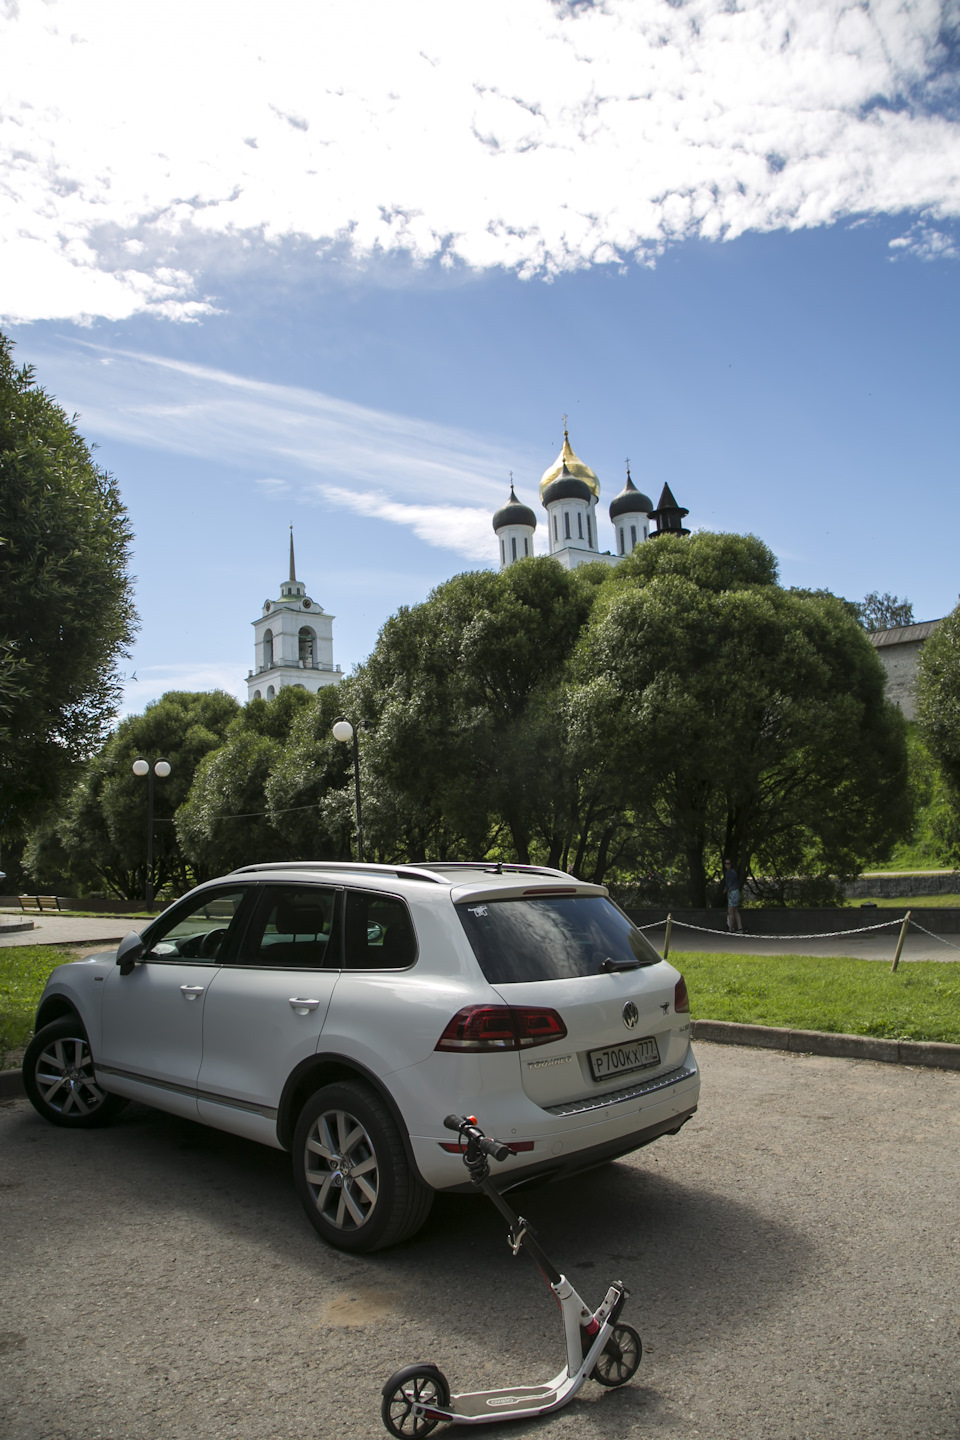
[
  {"x1": 0, "y1": 334, "x2": 137, "y2": 845},
  {"x1": 264, "y1": 682, "x2": 360, "y2": 860},
  {"x1": 263, "y1": 560, "x2": 631, "y2": 875},
  {"x1": 915, "y1": 605, "x2": 960, "y2": 861},
  {"x1": 856, "y1": 591, "x2": 914, "y2": 631},
  {"x1": 350, "y1": 559, "x2": 620, "y2": 869},
  {"x1": 575, "y1": 534, "x2": 910, "y2": 904},
  {"x1": 176, "y1": 686, "x2": 315, "y2": 874},
  {"x1": 26, "y1": 691, "x2": 239, "y2": 900}
]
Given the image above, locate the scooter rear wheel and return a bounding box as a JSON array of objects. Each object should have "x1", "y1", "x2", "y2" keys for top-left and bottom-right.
[
  {"x1": 381, "y1": 1364, "x2": 450, "y2": 1438},
  {"x1": 591, "y1": 1322, "x2": 642, "y2": 1387}
]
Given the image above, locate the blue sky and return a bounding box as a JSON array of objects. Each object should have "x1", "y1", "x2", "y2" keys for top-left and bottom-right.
[{"x1": 3, "y1": 0, "x2": 959, "y2": 712}]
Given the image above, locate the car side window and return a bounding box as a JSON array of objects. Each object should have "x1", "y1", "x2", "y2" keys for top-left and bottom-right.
[
  {"x1": 146, "y1": 890, "x2": 248, "y2": 963},
  {"x1": 342, "y1": 891, "x2": 417, "y2": 970},
  {"x1": 236, "y1": 886, "x2": 340, "y2": 969}
]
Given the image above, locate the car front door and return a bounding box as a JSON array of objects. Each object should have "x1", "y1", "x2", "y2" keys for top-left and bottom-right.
[
  {"x1": 196, "y1": 884, "x2": 342, "y2": 1145},
  {"x1": 99, "y1": 887, "x2": 251, "y2": 1120}
]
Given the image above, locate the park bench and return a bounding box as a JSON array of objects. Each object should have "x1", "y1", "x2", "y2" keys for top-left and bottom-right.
[{"x1": 18, "y1": 895, "x2": 63, "y2": 914}]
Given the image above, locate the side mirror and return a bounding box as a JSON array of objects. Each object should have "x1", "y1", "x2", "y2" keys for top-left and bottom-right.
[{"x1": 116, "y1": 931, "x2": 145, "y2": 975}]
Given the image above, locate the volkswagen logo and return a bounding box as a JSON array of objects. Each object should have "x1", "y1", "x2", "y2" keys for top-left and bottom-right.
[{"x1": 622, "y1": 1001, "x2": 639, "y2": 1029}]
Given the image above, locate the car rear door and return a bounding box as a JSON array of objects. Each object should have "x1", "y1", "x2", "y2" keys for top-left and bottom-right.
[{"x1": 196, "y1": 883, "x2": 342, "y2": 1145}]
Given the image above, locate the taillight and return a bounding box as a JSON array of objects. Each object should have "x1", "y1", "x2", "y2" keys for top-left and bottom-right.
[
  {"x1": 674, "y1": 976, "x2": 690, "y2": 1013},
  {"x1": 435, "y1": 1005, "x2": 567, "y2": 1052}
]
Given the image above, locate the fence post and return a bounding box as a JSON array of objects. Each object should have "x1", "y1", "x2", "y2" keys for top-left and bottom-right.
[
  {"x1": 891, "y1": 910, "x2": 912, "y2": 973},
  {"x1": 663, "y1": 913, "x2": 673, "y2": 961}
]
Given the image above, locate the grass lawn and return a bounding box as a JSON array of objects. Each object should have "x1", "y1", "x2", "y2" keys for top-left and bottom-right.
[
  {"x1": 680, "y1": 952, "x2": 960, "y2": 1045},
  {"x1": 844, "y1": 894, "x2": 960, "y2": 908},
  {"x1": 0, "y1": 946, "x2": 85, "y2": 1067}
]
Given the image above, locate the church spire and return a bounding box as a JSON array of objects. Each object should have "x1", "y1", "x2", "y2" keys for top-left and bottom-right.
[{"x1": 289, "y1": 525, "x2": 297, "y2": 583}]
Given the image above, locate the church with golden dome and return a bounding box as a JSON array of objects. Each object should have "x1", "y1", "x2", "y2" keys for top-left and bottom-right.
[{"x1": 493, "y1": 428, "x2": 690, "y2": 571}]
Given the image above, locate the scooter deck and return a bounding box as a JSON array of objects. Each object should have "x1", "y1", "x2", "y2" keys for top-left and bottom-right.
[{"x1": 446, "y1": 1381, "x2": 562, "y2": 1420}]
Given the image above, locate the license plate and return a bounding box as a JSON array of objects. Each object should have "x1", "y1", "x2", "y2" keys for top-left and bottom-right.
[{"x1": 589, "y1": 1036, "x2": 660, "y2": 1081}]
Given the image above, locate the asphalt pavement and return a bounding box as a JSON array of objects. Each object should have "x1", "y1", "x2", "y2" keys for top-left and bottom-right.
[{"x1": 1, "y1": 1042, "x2": 957, "y2": 1440}]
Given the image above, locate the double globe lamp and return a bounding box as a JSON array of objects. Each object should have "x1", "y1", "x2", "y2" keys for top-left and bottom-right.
[{"x1": 131, "y1": 757, "x2": 172, "y2": 909}]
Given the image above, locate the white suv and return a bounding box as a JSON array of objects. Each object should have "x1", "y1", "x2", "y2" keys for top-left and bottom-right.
[{"x1": 23, "y1": 862, "x2": 700, "y2": 1251}]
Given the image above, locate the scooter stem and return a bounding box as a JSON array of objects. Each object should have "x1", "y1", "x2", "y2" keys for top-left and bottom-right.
[{"x1": 477, "y1": 1177, "x2": 563, "y2": 1286}]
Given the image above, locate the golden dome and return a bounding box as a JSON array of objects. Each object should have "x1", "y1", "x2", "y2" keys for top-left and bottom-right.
[{"x1": 539, "y1": 431, "x2": 600, "y2": 501}]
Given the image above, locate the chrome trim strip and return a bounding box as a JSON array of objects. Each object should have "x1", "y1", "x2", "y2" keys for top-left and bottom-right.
[
  {"x1": 198, "y1": 1089, "x2": 278, "y2": 1120},
  {"x1": 97, "y1": 1065, "x2": 197, "y2": 1100},
  {"x1": 542, "y1": 1064, "x2": 698, "y2": 1117},
  {"x1": 97, "y1": 1066, "x2": 277, "y2": 1119}
]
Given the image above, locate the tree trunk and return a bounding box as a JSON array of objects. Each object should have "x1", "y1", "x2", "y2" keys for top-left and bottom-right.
[
  {"x1": 685, "y1": 840, "x2": 707, "y2": 907},
  {"x1": 507, "y1": 814, "x2": 530, "y2": 865}
]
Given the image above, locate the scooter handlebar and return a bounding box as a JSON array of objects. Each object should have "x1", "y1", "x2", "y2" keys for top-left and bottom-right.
[{"x1": 443, "y1": 1113, "x2": 513, "y2": 1163}]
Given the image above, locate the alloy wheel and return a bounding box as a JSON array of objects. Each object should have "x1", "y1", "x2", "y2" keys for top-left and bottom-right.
[{"x1": 303, "y1": 1106, "x2": 380, "y2": 1232}]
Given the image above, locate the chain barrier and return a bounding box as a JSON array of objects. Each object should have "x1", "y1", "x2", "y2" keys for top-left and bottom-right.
[
  {"x1": 903, "y1": 917, "x2": 960, "y2": 951},
  {"x1": 636, "y1": 913, "x2": 960, "y2": 950},
  {"x1": 635, "y1": 916, "x2": 901, "y2": 940}
]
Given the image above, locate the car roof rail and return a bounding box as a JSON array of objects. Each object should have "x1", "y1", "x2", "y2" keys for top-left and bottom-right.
[
  {"x1": 226, "y1": 860, "x2": 576, "y2": 884},
  {"x1": 228, "y1": 860, "x2": 446, "y2": 883},
  {"x1": 412, "y1": 861, "x2": 573, "y2": 879}
]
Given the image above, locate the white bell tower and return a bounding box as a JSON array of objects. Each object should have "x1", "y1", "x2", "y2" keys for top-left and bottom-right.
[{"x1": 247, "y1": 529, "x2": 341, "y2": 701}]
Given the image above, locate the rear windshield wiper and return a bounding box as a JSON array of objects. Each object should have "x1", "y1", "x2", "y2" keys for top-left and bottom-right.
[{"x1": 599, "y1": 956, "x2": 642, "y2": 973}]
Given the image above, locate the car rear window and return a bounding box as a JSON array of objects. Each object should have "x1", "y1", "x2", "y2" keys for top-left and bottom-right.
[
  {"x1": 456, "y1": 895, "x2": 662, "y2": 984},
  {"x1": 342, "y1": 890, "x2": 418, "y2": 970}
]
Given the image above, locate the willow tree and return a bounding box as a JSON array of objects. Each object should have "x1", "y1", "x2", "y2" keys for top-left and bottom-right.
[{"x1": 574, "y1": 533, "x2": 910, "y2": 904}]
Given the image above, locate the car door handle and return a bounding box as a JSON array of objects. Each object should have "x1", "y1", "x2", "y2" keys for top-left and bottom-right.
[
  {"x1": 180, "y1": 985, "x2": 205, "y2": 998},
  {"x1": 289, "y1": 997, "x2": 321, "y2": 1014}
]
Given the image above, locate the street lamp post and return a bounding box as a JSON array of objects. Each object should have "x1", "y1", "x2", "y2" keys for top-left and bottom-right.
[
  {"x1": 332, "y1": 720, "x2": 365, "y2": 862},
  {"x1": 132, "y1": 758, "x2": 172, "y2": 909}
]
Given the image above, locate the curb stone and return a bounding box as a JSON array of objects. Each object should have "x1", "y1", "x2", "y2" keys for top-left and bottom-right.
[{"x1": 692, "y1": 1019, "x2": 960, "y2": 1071}]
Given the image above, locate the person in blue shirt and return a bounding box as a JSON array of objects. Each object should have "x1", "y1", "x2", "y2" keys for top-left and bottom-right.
[{"x1": 723, "y1": 858, "x2": 744, "y2": 933}]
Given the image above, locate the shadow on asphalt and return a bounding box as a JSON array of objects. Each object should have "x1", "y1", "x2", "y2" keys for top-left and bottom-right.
[{"x1": 5, "y1": 1096, "x2": 812, "y2": 1399}]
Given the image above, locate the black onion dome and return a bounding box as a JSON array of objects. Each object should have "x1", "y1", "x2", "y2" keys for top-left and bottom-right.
[
  {"x1": 541, "y1": 459, "x2": 592, "y2": 508},
  {"x1": 609, "y1": 470, "x2": 653, "y2": 521},
  {"x1": 648, "y1": 481, "x2": 690, "y2": 537},
  {"x1": 492, "y1": 484, "x2": 537, "y2": 533}
]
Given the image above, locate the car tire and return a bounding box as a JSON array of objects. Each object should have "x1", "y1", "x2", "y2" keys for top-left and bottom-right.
[
  {"x1": 23, "y1": 1017, "x2": 129, "y2": 1129},
  {"x1": 292, "y1": 1080, "x2": 433, "y2": 1253}
]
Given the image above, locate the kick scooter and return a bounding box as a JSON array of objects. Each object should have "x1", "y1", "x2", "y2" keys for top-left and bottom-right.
[{"x1": 381, "y1": 1113, "x2": 642, "y2": 1437}]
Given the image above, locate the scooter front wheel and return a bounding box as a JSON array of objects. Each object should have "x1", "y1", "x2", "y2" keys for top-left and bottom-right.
[
  {"x1": 381, "y1": 1363, "x2": 450, "y2": 1438},
  {"x1": 591, "y1": 1322, "x2": 642, "y2": 1387}
]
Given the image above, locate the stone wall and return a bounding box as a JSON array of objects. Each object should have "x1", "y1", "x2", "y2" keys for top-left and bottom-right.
[
  {"x1": 843, "y1": 872, "x2": 960, "y2": 899},
  {"x1": 869, "y1": 619, "x2": 942, "y2": 720}
]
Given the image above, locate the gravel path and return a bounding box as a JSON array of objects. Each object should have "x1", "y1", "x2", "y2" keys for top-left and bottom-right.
[{"x1": 1, "y1": 1042, "x2": 957, "y2": 1440}]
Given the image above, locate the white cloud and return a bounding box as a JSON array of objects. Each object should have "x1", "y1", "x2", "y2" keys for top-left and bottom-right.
[
  {"x1": 316, "y1": 484, "x2": 495, "y2": 561},
  {"x1": 2, "y1": 0, "x2": 959, "y2": 322},
  {"x1": 889, "y1": 221, "x2": 960, "y2": 260},
  {"x1": 25, "y1": 339, "x2": 536, "y2": 558}
]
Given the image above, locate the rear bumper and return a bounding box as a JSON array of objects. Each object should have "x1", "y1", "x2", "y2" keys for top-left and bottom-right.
[
  {"x1": 441, "y1": 1104, "x2": 697, "y2": 1195},
  {"x1": 404, "y1": 1043, "x2": 701, "y2": 1190}
]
